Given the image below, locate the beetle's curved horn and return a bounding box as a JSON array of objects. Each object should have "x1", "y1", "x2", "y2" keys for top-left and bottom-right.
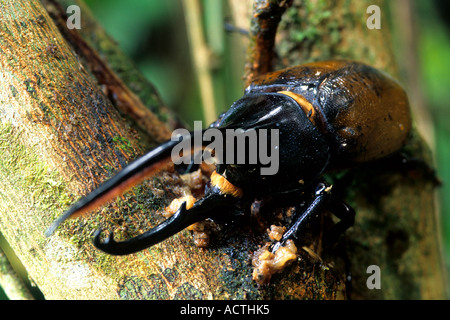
[
  {"x1": 45, "y1": 132, "x2": 206, "y2": 237},
  {"x1": 93, "y1": 189, "x2": 232, "y2": 255}
]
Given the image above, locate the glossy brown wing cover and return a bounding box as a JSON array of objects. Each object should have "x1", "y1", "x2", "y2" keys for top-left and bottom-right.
[{"x1": 247, "y1": 60, "x2": 411, "y2": 165}]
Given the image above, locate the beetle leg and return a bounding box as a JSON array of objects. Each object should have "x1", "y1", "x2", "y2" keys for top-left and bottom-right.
[
  {"x1": 322, "y1": 199, "x2": 355, "y2": 245},
  {"x1": 321, "y1": 199, "x2": 355, "y2": 297},
  {"x1": 271, "y1": 182, "x2": 355, "y2": 254},
  {"x1": 93, "y1": 187, "x2": 239, "y2": 255},
  {"x1": 270, "y1": 182, "x2": 332, "y2": 253}
]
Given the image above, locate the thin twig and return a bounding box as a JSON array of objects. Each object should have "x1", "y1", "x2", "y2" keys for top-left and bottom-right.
[
  {"x1": 0, "y1": 246, "x2": 34, "y2": 300},
  {"x1": 244, "y1": 0, "x2": 293, "y2": 86},
  {"x1": 182, "y1": 0, "x2": 217, "y2": 124}
]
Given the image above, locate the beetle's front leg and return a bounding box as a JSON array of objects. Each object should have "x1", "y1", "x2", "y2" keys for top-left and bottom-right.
[
  {"x1": 323, "y1": 198, "x2": 355, "y2": 245},
  {"x1": 270, "y1": 182, "x2": 332, "y2": 253},
  {"x1": 271, "y1": 182, "x2": 355, "y2": 253},
  {"x1": 252, "y1": 182, "x2": 354, "y2": 285},
  {"x1": 252, "y1": 182, "x2": 334, "y2": 285}
]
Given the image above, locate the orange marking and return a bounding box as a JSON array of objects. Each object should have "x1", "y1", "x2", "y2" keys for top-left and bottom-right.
[
  {"x1": 278, "y1": 91, "x2": 316, "y2": 123},
  {"x1": 210, "y1": 171, "x2": 243, "y2": 198},
  {"x1": 165, "y1": 195, "x2": 197, "y2": 218}
]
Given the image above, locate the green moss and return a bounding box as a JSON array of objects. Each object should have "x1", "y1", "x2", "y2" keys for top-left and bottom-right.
[
  {"x1": 113, "y1": 135, "x2": 135, "y2": 158},
  {"x1": 0, "y1": 122, "x2": 72, "y2": 235},
  {"x1": 277, "y1": 0, "x2": 343, "y2": 64},
  {"x1": 173, "y1": 282, "x2": 203, "y2": 300}
]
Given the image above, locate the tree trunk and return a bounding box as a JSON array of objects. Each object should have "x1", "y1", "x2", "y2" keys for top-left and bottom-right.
[
  {"x1": 0, "y1": 0, "x2": 176, "y2": 299},
  {"x1": 0, "y1": 0, "x2": 446, "y2": 300}
]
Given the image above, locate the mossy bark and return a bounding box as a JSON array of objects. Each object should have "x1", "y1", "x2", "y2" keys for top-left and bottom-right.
[
  {"x1": 0, "y1": 0, "x2": 446, "y2": 300},
  {"x1": 0, "y1": 0, "x2": 153, "y2": 299}
]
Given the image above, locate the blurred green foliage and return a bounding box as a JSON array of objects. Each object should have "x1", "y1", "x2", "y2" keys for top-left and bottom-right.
[
  {"x1": 85, "y1": 0, "x2": 196, "y2": 119},
  {"x1": 84, "y1": 0, "x2": 245, "y2": 126},
  {"x1": 416, "y1": 0, "x2": 450, "y2": 273},
  {"x1": 0, "y1": 286, "x2": 6, "y2": 300}
]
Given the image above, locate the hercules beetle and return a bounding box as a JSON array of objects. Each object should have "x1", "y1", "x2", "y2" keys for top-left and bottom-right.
[{"x1": 46, "y1": 60, "x2": 411, "y2": 257}]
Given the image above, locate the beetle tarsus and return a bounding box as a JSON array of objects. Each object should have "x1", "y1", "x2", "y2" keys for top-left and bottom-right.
[{"x1": 270, "y1": 182, "x2": 331, "y2": 253}]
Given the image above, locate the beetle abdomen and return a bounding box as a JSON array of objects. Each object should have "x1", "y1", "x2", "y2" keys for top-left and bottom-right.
[{"x1": 315, "y1": 62, "x2": 411, "y2": 164}]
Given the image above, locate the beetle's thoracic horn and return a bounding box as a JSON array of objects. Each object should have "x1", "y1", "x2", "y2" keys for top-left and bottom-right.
[{"x1": 45, "y1": 132, "x2": 206, "y2": 238}]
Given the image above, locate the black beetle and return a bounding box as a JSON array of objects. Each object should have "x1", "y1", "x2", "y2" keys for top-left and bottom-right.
[{"x1": 46, "y1": 60, "x2": 411, "y2": 260}]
